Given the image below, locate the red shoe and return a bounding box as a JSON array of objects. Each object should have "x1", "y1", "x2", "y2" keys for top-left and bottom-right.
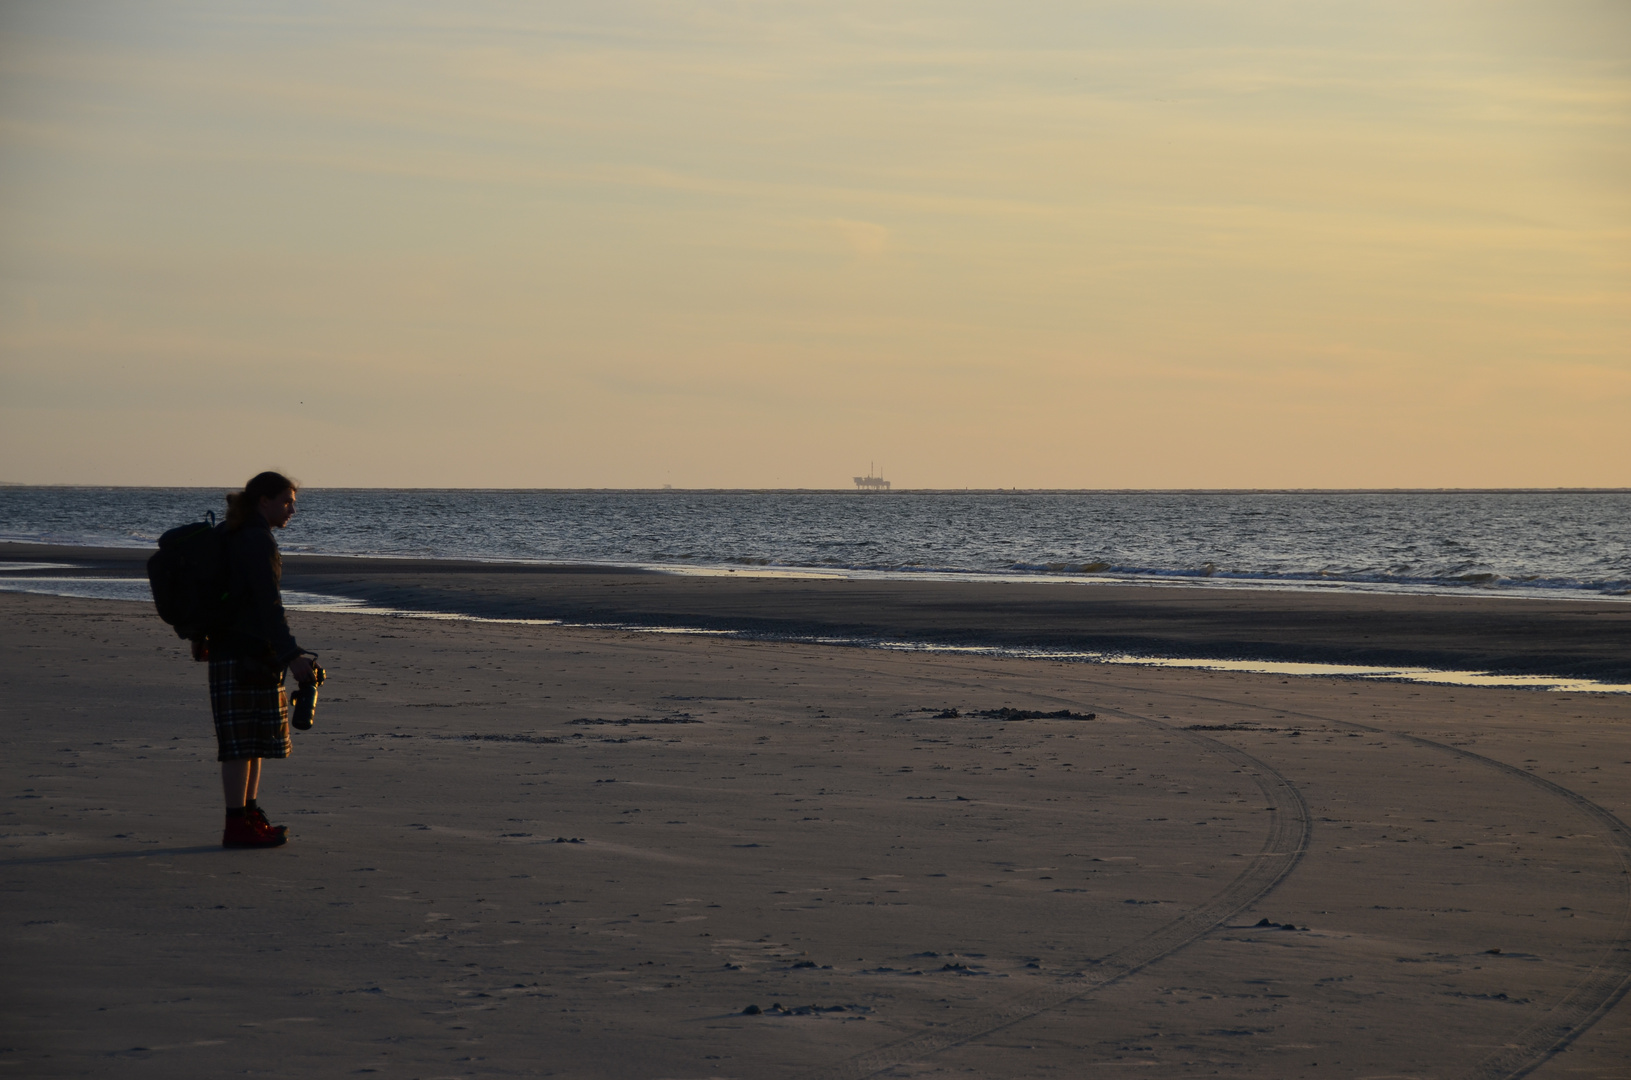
[
  {"x1": 223, "y1": 814, "x2": 288, "y2": 849},
  {"x1": 247, "y1": 806, "x2": 289, "y2": 837}
]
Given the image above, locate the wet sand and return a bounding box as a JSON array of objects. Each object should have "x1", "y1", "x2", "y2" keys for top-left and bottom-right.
[
  {"x1": 3, "y1": 588, "x2": 1629, "y2": 1079},
  {"x1": 6, "y1": 543, "x2": 1631, "y2": 679}
]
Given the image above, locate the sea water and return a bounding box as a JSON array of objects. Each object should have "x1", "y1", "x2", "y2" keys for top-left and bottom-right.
[
  {"x1": 5, "y1": 487, "x2": 1629, "y2": 691},
  {"x1": 1, "y1": 487, "x2": 1626, "y2": 600}
]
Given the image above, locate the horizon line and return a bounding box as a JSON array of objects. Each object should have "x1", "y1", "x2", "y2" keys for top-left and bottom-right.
[{"x1": 4, "y1": 484, "x2": 1630, "y2": 495}]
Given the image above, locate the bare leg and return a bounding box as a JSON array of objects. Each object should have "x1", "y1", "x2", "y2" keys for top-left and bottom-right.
[
  {"x1": 246, "y1": 758, "x2": 262, "y2": 802},
  {"x1": 221, "y1": 759, "x2": 257, "y2": 809}
]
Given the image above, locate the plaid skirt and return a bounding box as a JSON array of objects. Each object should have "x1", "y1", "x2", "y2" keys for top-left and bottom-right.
[{"x1": 209, "y1": 657, "x2": 290, "y2": 762}]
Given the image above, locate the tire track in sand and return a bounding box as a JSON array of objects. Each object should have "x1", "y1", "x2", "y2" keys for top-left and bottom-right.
[
  {"x1": 797, "y1": 713, "x2": 1311, "y2": 1080},
  {"x1": 1109, "y1": 682, "x2": 1631, "y2": 1080},
  {"x1": 1430, "y1": 742, "x2": 1631, "y2": 1080}
]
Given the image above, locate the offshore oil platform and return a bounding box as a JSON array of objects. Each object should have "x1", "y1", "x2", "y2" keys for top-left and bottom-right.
[{"x1": 852, "y1": 462, "x2": 891, "y2": 491}]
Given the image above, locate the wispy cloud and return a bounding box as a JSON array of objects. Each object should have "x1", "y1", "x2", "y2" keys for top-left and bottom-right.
[{"x1": 1, "y1": 0, "x2": 1626, "y2": 486}]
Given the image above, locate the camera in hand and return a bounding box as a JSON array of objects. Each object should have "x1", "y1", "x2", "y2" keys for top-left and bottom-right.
[{"x1": 290, "y1": 662, "x2": 327, "y2": 731}]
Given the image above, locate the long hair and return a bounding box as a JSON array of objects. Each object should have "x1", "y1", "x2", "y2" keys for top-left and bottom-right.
[{"x1": 224, "y1": 471, "x2": 299, "y2": 531}]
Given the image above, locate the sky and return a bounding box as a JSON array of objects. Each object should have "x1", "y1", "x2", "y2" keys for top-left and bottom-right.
[{"x1": 1, "y1": 1, "x2": 1627, "y2": 489}]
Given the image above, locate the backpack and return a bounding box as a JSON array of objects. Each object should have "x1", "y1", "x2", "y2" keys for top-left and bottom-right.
[{"x1": 147, "y1": 512, "x2": 233, "y2": 640}]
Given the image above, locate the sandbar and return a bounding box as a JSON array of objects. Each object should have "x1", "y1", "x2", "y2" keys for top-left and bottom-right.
[{"x1": 5, "y1": 543, "x2": 1631, "y2": 679}]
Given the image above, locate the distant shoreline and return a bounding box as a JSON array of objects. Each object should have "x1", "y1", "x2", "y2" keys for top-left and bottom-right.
[{"x1": 4, "y1": 485, "x2": 1630, "y2": 495}]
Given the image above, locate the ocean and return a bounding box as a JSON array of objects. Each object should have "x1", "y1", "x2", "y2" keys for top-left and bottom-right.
[{"x1": 2, "y1": 486, "x2": 1627, "y2": 601}]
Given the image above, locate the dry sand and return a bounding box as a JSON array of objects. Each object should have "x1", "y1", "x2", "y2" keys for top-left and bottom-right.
[{"x1": 3, "y1": 584, "x2": 1630, "y2": 1079}]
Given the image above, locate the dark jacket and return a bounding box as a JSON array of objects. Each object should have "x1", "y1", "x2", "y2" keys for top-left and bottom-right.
[{"x1": 210, "y1": 516, "x2": 303, "y2": 666}]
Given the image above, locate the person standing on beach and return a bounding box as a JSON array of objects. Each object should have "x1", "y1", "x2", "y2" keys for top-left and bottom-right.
[{"x1": 194, "y1": 471, "x2": 317, "y2": 849}]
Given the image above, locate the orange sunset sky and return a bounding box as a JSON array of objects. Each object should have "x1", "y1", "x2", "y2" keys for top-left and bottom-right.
[{"x1": 1, "y1": 1, "x2": 1627, "y2": 489}]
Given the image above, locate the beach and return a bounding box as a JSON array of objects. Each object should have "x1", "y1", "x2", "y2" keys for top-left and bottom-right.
[
  {"x1": 6, "y1": 542, "x2": 1631, "y2": 680},
  {"x1": 3, "y1": 560, "x2": 1630, "y2": 1078},
  {"x1": 8, "y1": 0, "x2": 1629, "y2": 1073}
]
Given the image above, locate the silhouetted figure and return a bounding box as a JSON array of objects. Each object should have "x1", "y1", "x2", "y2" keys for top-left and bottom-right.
[{"x1": 194, "y1": 471, "x2": 317, "y2": 848}]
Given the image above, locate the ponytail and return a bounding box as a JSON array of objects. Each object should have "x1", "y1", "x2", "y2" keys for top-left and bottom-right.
[{"x1": 225, "y1": 471, "x2": 298, "y2": 531}]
